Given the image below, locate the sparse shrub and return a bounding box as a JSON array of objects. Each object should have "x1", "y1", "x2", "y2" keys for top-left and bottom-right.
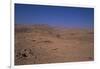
[{"x1": 56, "y1": 34, "x2": 61, "y2": 38}]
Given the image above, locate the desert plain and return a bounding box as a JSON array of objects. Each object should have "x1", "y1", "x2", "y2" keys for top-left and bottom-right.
[{"x1": 15, "y1": 24, "x2": 94, "y2": 65}]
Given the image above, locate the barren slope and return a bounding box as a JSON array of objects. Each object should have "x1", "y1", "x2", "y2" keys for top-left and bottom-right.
[{"x1": 15, "y1": 24, "x2": 94, "y2": 65}]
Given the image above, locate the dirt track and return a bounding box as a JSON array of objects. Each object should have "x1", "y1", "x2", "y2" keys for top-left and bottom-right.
[{"x1": 15, "y1": 24, "x2": 94, "y2": 65}]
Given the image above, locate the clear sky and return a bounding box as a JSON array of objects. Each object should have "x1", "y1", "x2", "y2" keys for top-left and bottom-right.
[{"x1": 15, "y1": 4, "x2": 94, "y2": 29}]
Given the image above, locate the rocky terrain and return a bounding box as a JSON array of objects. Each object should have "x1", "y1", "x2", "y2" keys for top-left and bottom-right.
[{"x1": 15, "y1": 24, "x2": 94, "y2": 65}]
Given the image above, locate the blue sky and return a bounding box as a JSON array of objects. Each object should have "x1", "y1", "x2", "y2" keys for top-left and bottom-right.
[{"x1": 15, "y1": 4, "x2": 94, "y2": 29}]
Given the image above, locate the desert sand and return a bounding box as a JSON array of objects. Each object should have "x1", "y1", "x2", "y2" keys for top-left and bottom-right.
[{"x1": 15, "y1": 24, "x2": 94, "y2": 65}]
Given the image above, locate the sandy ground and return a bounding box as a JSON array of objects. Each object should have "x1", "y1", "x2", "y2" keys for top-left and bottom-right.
[{"x1": 15, "y1": 24, "x2": 94, "y2": 65}]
